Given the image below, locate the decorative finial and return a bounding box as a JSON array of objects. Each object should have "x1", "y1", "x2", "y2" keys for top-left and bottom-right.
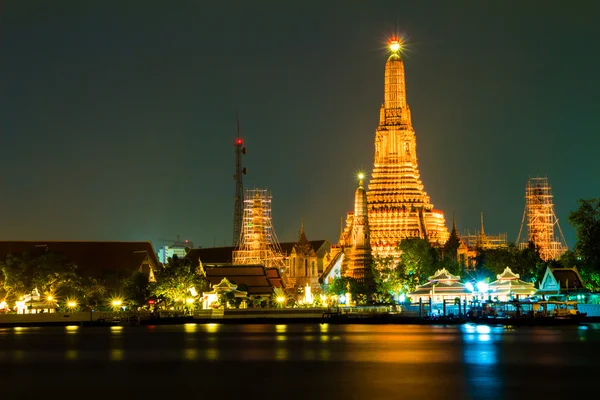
[
  {"x1": 357, "y1": 172, "x2": 365, "y2": 187},
  {"x1": 388, "y1": 37, "x2": 402, "y2": 54}
]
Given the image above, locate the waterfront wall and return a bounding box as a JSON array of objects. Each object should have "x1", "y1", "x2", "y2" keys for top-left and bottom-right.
[
  {"x1": 578, "y1": 304, "x2": 600, "y2": 317},
  {"x1": 0, "y1": 312, "x2": 91, "y2": 324}
]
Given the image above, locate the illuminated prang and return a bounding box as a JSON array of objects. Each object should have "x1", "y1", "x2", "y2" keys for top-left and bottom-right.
[{"x1": 367, "y1": 37, "x2": 449, "y2": 259}]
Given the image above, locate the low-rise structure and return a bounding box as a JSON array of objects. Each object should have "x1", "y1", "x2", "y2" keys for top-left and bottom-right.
[{"x1": 489, "y1": 267, "x2": 536, "y2": 301}]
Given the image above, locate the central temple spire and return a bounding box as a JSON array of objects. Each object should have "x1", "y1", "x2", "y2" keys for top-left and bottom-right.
[{"x1": 367, "y1": 37, "x2": 449, "y2": 258}]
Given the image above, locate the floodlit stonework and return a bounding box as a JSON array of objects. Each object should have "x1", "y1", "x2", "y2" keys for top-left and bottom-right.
[{"x1": 367, "y1": 38, "x2": 449, "y2": 258}]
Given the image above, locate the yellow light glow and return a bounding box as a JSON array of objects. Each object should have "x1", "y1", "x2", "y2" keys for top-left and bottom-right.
[
  {"x1": 186, "y1": 298, "x2": 194, "y2": 304},
  {"x1": 47, "y1": 295, "x2": 54, "y2": 302},
  {"x1": 358, "y1": 172, "x2": 365, "y2": 180},
  {"x1": 111, "y1": 299, "x2": 123, "y2": 307},
  {"x1": 276, "y1": 296, "x2": 285, "y2": 304},
  {"x1": 67, "y1": 300, "x2": 77, "y2": 309},
  {"x1": 389, "y1": 39, "x2": 401, "y2": 53}
]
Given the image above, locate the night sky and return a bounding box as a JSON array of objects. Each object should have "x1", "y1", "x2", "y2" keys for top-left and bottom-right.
[{"x1": 2, "y1": 1, "x2": 599, "y2": 250}]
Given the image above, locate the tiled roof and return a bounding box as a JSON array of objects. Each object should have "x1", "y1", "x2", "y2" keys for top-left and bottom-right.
[
  {"x1": 552, "y1": 270, "x2": 583, "y2": 289},
  {"x1": 186, "y1": 241, "x2": 329, "y2": 264},
  {"x1": 204, "y1": 265, "x2": 284, "y2": 296},
  {"x1": 0, "y1": 241, "x2": 159, "y2": 278}
]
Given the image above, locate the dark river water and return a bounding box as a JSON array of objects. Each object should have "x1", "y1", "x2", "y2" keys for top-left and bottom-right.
[{"x1": 1, "y1": 323, "x2": 598, "y2": 399}]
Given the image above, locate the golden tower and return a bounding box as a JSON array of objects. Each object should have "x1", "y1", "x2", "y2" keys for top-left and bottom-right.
[{"x1": 367, "y1": 38, "x2": 449, "y2": 258}]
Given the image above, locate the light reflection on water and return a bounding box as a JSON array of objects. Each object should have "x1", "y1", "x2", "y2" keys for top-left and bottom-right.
[{"x1": 1, "y1": 323, "x2": 599, "y2": 398}]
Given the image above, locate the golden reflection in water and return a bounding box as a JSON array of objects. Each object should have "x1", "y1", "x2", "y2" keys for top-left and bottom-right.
[
  {"x1": 205, "y1": 348, "x2": 219, "y2": 361},
  {"x1": 275, "y1": 347, "x2": 288, "y2": 361},
  {"x1": 303, "y1": 326, "x2": 314, "y2": 333},
  {"x1": 303, "y1": 335, "x2": 315, "y2": 342},
  {"x1": 65, "y1": 325, "x2": 79, "y2": 334},
  {"x1": 65, "y1": 349, "x2": 78, "y2": 361},
  {"x1": 275, "y1": 324, "x2": 287, "y2": 333},
  {"x1": 205, "y1": 323, "x2": 220, "y2": 333},
  {"x1": 184, "y1": 348, "x2": 198, "y2": 361},
  {"x1": 111, "y1": 349, "x2": 124, "y2": 361},
  {"x1": 276, "y1": 335, "x2": 286, "y2": 342},
  {"x1": 13, "y1": 327, "x2": 24, "y2": 335},
  {"x1": 319, "y1": 323, "x2": 328, "y2": 333},
  {"x1": 184, "y1": 323, "x2": 197, "y2": 333},
  {"x1": 320, "y1": 349, "x2": 331, "y2": 361},
  {"x1": 240, "y1": 325, "x2": 270, "y2": 333},
  {"x1": 320, "y1": 335, "x2": 329, "y2": 342},
  {"x1": 110, "y1": 326, "x2": 123, "y2": 335}
]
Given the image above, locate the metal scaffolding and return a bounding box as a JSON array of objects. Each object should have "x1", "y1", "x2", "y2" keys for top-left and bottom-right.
[
  {"x1": 462, "y1": 212, "x2": 508, "y2": 249},
  {"x1": 516, "y1": 177, "x2": 567, "y2": 261},
  {"x1": 232, "y1": 188, "x2": 285, "y2": 268}
]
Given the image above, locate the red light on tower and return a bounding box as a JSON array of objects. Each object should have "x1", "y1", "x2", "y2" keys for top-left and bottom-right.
[{"x1": 236, "y1": 138, "x2": 243, "y2": 145}]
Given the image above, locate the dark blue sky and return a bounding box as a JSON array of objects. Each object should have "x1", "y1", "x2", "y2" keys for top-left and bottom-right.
[{"x1": 1, "y1": 1, "x2": 598, "y2": 249}]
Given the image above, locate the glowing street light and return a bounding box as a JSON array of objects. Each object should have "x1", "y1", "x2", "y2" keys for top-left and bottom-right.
[
  {"x1": 276, "y1": 296, "x2": 285, "y2": 307},
  {"x1": 186, "y1": 298, "x2": 194, "y2": 305},
  {"x1": 66, "y1": 300, "x2": 77, "y2": 311}
]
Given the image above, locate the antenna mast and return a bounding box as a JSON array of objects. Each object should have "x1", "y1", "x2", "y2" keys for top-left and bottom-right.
[{"x1": 233, "y1": 113, "x2": 247, "y2": 246}]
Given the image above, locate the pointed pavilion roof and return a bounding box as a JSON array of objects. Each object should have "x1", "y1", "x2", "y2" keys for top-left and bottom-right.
[
  {"x1": 495, "y1": 267, "x2": 521, "y2": 281},
  {"x1": 293, "y1": 217, "x2": 314, "y2": 256},
  {"x1": 428, "y1": 268, "x2": 461, "y2": 282},
  {"x1": 489, "y1": 267, "x2": 535, "y2": 296},
  {"x1": 212, "y1": 277, "x2": 238, "y2": 291}
]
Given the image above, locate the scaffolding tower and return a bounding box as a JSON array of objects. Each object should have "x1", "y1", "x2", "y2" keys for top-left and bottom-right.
[
  {"x1": 462, "y1": 212, "x2": 508, "y2": 249},
  {"x1": 232, "y1": 188, "x2": 285, "y2": 268},
  {"x1": 516, "y1": 177, "x2": 567, "y2": 261}
]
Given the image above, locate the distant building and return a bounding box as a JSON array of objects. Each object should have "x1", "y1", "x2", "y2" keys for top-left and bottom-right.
[
  {"x1": 0, "y1": 241, "x2": 159, "y2": 281},
  {"x1": 279, "y1": 221, "x2": 330, "y2": 290},
  {"x1": 537, "y1": 266, "x2": 589, "y2": 298},
  {"x1": 157, "y1": 236, "x2": 193, "y2": 263}
]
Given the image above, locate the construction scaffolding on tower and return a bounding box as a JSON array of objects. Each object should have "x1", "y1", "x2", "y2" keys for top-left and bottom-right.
[
  {"x1": 232, "y1": 188, "x2": 286, "y2": 270},
  {"x1": 516, "y1": 177, "x2": 568, "y2": 261},
  {"x1": 462, "y1": 212, "x2": 508, "y2": 249}
]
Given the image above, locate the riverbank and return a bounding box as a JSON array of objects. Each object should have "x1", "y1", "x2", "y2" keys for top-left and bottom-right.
[{"x1": 1, "y1": 309, "x2": 598, "y2": 327}]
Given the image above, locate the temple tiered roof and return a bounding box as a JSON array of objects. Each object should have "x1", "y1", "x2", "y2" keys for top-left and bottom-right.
[
  {"x1": 367, "y1": 39, "x2": 449, "y2": 259},
  {"x1": 489, "y1": 267, "x2": 536, "y2": 298}
]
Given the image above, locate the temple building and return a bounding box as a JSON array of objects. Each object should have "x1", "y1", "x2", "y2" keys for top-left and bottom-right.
[
  {"x1": 321, "y1": 174, "x2": 374, "y2": 285},
  {"x1": 366, "y1": 38, "x2": 449, "y2": 259},
  {"x1": 280, "y1": 220, "x2": 330, "y2": 290},
  {"x1": 488, "y1": 267, "x2": 536, "y2": 301},
  {"x1": 408, "y1": 269, "x2": 471, "y2": 304},
  {"x1": 537, "y1": 266, "x2": 589, "y2": 299}
]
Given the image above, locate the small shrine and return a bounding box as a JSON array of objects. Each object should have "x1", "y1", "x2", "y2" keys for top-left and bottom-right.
[
  {"x1": 536, "y1": 266, "x2": 589, "y2": 299},
  {"x1": 489, "y1": 267, "x2": 536, "y2": 301},
  {"x1": 15, "y1": 288, "x2": 57, "y2": 314},
  {"x1": 408, "y1": 269, "x2": 471, "y2": 304},
  {"x1": 201, "y1": 278, "x2": 248, "y2": 309}
]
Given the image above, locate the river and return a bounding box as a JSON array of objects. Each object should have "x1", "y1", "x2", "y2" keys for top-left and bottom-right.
[{"x1": 1, "y1": 323, "x2": 598, "y2": 399}]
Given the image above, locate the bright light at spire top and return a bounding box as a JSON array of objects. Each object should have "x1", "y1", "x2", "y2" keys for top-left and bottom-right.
[
  {"x1": 358, "y1": 172, "x2": 365, "y2": 181},
  {"x1": 389, "y1": 38, "x2": 401, "y2": 53}
]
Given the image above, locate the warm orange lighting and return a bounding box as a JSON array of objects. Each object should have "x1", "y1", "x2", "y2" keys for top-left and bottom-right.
[{"x1": 389, "y1": 38, "x2": 401, "y2": 53}]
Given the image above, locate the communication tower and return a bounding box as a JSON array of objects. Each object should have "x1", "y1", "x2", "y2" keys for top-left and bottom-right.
[
  {"x1": 232, "y1": 188, "x2": 285, "y2": 268},
  {"x1": 516, "y1": 177, "x2": 567, "y2": 261},
  {"x1": 232, "y1": 115, "x2": 247, "y2": 246}
]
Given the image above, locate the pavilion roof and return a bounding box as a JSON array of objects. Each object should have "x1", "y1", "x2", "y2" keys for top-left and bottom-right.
[
  {"x1": 496, "y1": 267, "x2": 521, "y2": 281},
  {"x1": 409, "y1": 280, "x2": 470, "y2": 296},
  {"x1": 427, "y1": 268, "x2": 461, "y2": 282}
]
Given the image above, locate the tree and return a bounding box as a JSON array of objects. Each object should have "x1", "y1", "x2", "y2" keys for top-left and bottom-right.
[
  {"x1": 149, "y1": 255, "x2": 209, "y2": 308},
  {"x1": 124, "y1": 271, "x2": 151, "y2": 308},
  {"x1": 396, "y1": 238, "x2": 440, "y2": 292},
  {"x1": 0, "y1": 251, "x2": 81, "y2": 303},
  {"x1": 372, "y1": 255, "x2": 403, "y2": 301},
  {"x1": 569, "y1": 198, "x2": 600, "y2": 286},
  {"x1": 443, "y1": 224, "x2": 461, "y2": 263}
]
